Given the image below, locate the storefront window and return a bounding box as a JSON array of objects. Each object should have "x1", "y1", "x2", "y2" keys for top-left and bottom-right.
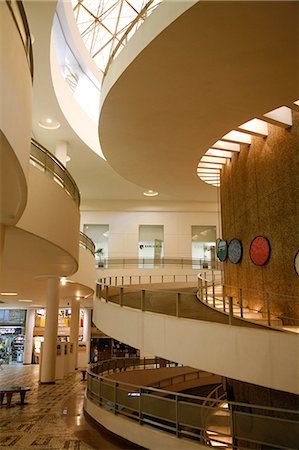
[
  {"x1": 83, "y1": 224, "x2": 109, "y2": 267},
  {"x1": 0, "y1": 309, "x2": 26, "y2": 364},
  {"x1": 138, "y1": 225, "x2": 164, "y2": 267},
  {"x1": 191, "y1": 226, "x2": 216, "y2": 268}
]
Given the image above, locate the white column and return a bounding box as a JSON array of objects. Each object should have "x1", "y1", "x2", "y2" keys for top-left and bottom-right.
[
  {"x1": 83, "y1": 308, "x2": 92, "y2": 365},
  {"x1": 55, "y1": 140, "x2": 68, "y2": 166},
  {"x1": 70, "y1": 298, "x2": 80, "y2": 371},
  {"x1": 40, "y1": 278, "x2": 60, "y2": 383},
  {"x1": 23, "y1": 308, "x2": 35, "y2": 364}
]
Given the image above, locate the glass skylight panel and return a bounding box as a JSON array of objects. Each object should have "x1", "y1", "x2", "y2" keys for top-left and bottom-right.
[{"x1": 72, "y1": 0, "x2": 162, "y2": 74}]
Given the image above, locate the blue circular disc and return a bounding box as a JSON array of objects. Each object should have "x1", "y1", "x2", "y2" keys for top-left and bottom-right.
[
  {"x1": 217, "y1": 239, "x2": 228, "y2": 262},
  {"x1": 228, "y1": 239, "x2": 242, "y2": 264}
]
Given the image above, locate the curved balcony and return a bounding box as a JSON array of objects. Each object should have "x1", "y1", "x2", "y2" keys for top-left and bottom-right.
[
  {"x1": 0, "y1": 1, "x2": 33, "y2": 225},
  {"x1": 16, "y1": 140, "x2": 80, "y2": 272},
  {"x1": 79, "y1": 232, "x2": 95, "y2": 255},
  {"x1": 85, "y1": 357, "x2": 299, "y2": 450},
  {"x1": 93, "y1": 270, "x2": 299, "y2": 394},
  {"x1": 30, "y1": 139, "x2": 80, "y2": 206},
  {"x1": 99, "y1": 2, "x2": 299, "y2": 199}
]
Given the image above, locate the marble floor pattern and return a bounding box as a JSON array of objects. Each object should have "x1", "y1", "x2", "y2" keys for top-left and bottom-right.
[{"x1": 0, "y1": 365, "x2": 141, "y2": 450}]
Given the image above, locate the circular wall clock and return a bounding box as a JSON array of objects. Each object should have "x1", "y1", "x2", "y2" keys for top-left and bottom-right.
[
  {"x1": 249, "y1": 236, "x2": 271, "y2": 266},
  {"x1": 295, "y1": 251, "x2": 299, "y2": 276},
  {"x1": 217, "y1": 239, "x2": 228, "y2": 262},
  {"x1": 228, "y1": 239, "x2": 242, "y2": 264}
]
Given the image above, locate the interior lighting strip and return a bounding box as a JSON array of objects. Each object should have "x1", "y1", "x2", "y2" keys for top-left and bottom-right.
[{"x1": 197, "y1": 103, "x2": 295, "y2": 188}]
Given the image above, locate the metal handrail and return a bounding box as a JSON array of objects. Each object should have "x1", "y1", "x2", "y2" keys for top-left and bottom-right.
[
  {"x1": 97, "y1": 257, "x2": 220, "y2": 270},
  {"x1": 6, "y1": 0, "x2": 33, "y2": 80},
  {"x1": 79, "y1": 232, "x2": 95, "y2": 256},
  {"x1": 87, "y1": 361, "x2": 299, "y2": 449},
  {"x1": 198, "y1": 271, "x2": 299, "y2": 328},
  {"x1": 30, "y1": 139, "x2": 80, "y2": 206},
  {"x1": 91, "y1": 356, "x2": 180, "y2": 376},
  {"x1": 98, "y1": 272, "x2": 199, "y2": 288}
]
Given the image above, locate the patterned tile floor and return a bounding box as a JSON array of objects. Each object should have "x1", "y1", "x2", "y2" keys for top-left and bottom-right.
[{"x1": 0, "y1": 365, "x2": 141, "y2": 450}]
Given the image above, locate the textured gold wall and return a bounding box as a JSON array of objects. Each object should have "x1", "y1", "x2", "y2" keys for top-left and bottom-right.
[{"x1": 220, "y1": 111, "x2": 299, "y2": 324}]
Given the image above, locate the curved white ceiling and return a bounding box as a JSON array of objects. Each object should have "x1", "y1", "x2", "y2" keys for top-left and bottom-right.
[{"x1": 99, "y1": 1, "x2": 299, "y2": 199}]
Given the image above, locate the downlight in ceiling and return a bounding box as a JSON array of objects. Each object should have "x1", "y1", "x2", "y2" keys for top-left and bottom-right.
[
  {"x1": 143, "y1": 189, "x2": 158, "y2": 197},
  {"x1": 38, "y1": 118, "x2": 61, "y2": 130}
]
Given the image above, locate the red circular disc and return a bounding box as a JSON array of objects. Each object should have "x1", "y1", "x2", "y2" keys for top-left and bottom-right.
[{"x1": 249, "y1": 236, "x2": 270, "y2": 266}]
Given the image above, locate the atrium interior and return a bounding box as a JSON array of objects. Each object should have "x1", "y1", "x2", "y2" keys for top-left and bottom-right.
[{"x1": 0, "y1": 1, "x2": 298, "y2": 449}]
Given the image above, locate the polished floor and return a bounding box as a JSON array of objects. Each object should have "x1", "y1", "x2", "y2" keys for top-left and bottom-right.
[{"x1": 0, "y1": 364, "x2": 142, "y2": 449}]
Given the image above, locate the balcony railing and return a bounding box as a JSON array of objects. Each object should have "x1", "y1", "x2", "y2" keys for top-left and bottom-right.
[
  {"x1": 97, "y1": 257, "x2": 220, "y2": 270},
  {"x1": 30, "y1": 139, "x2": 80, "y2": 206},
  {"x1": 87, "y1": 359, "x2": 299, "y2": 449},
  {"x1": 79, "y1": 232, "x2": 95, "y2": 256},
  {"x1": 6, "y1": 0, "x2": 33, "y2": 79},
  {"x1": 198, "y1": 271, "x2": 299, "y2": 329}
]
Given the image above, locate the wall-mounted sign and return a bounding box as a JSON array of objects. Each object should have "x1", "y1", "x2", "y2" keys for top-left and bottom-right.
[
  {"x1": 217, "y1": 240, "x2": 228, "y2": 262},
  {"x1": 295, "y1": 251, "x2": 299, "y2": 276},
  {"x1": 250, "y1": 236, "x2": 271, "y2": 266},
  {"x1": 228, "y1": 239, "x2": 242, "y2": 264}
]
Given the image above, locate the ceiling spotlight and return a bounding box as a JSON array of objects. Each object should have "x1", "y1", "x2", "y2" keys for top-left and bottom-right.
[
  {"x1": 60, "y1": 277, "x2": 67, "y2": 286},
  {"x1": 143, "y1": 189, "x2": 158, "y2": 197},
  {"x1": 66, "y1": 155, "x2": 71, "y2": 163},
  {"x1": 38, "y1": 118, "x2": 61, "y2": 130}
]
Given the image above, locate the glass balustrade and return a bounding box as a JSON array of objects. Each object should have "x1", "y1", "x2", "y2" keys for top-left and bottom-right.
[{"x1": 30, "y1": 139, "x2": 80, "y2": 206}]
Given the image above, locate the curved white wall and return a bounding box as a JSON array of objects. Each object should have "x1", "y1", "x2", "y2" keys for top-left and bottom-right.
[
  {"x1": 70, "y1": 246, "x2": 96, "y2": 290},
  {"x1": 100, "y1": 0, "x2": 197, "y2": 106},
  {"x1": 0, "y1": 2, "x2": 32, "y2": 223},
  {"x1": 17, "y1": 166, "x2": 80, "y2": 267},
  {"x1": 93, "y1": 298, "x2": 299, "y2": 395},
  {"x1": 0, "y1": 2, "x2": 32, "y2": 178}
]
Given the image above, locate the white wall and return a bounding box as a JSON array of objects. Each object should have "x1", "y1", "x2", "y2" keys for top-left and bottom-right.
[
  {"x1": 18, "y1": 167, "x2": 80, "y2": 265},
  {"x1": 93, "y1": 298, "x2": 299, "y2": 395},
  {"x1": 81, "y1": 210, "x2": 219, "y2": 259}
]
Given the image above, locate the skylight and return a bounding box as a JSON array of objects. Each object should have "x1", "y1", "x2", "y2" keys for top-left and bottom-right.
[{"x1": 72, "y1": 0, "x2": 162, "y2": 75}]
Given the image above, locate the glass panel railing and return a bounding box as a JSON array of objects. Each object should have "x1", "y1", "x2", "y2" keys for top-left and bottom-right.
[
  {"x1": 87, "y1": 363, "x2": 299, "y2": 449},
  {"x1": 30, "y1": 139, "x2": 80, "y2": 207},
  {"x1": 79, "y1": 232, "x2": 95, "y2": 256},
  {"x1": 6, "y1": 0, "x2": 33, "y2": 79}
]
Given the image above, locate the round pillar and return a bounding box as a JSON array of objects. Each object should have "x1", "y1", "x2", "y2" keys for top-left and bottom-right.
[
  {"x1": 23, "y1": 308, "x2": 35, "y2": 364},
  {"x1": 40, "y1": 277, "x2": 60, "y2": 383},
  {"x1": 70, "y1": 298, "x2": 80, "y2": 371},
  {"x1": 83, "y1": 307, "x2": 92, "y2": 365}
]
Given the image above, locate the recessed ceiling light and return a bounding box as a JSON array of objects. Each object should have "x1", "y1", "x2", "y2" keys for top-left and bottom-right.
[
  {"x1": 38, "y1": 118, "x2": 61, "y2": 130},
  {"x1": 76, "y1": 296, "x2": 80, "y2": 301},
  {"x1": 18, "y1": 299, "x2": 32, "y2": 303},
  {"x1": 0, "y1": 292, "x2": 18, "y2": 296},
  {"x1": 60, "y1": 277, "x2": 67, "y2": 286},
  {"x1": 143, "y1": 189, "x2": 158, "y2": 197}
]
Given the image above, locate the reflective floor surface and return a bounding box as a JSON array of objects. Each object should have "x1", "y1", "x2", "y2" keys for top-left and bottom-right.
[{"x1": 0, "y1": 364, "x2": 143, "y2": 449}]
